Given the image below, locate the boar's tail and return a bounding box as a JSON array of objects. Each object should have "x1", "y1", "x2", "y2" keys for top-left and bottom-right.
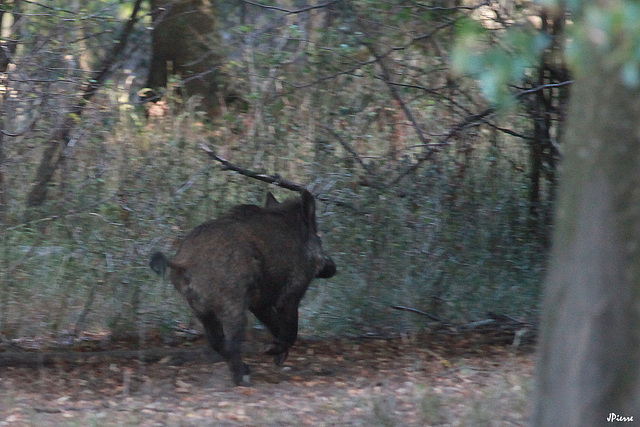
[
  {"x1": 150, "y1": 252, "x2": 188, "y2": 279},
  {"x1": 150, "y1": 252, "x2": 169, "y2": 276}
]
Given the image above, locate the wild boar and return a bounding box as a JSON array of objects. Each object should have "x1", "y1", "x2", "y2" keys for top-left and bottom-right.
[{"x1": 150, "y1": 190, "x2": 336, "y2": 385}]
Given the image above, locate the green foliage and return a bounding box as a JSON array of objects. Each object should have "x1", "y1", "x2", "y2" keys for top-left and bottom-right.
[
  {"x1": 453, "y1": 19, "x2": 550, "y2": 105},
  {"x1": 457, "y1": 0, "x2": 640, "y2": 95},
  {"x1": 571, "y1": 1, "x2": 640, "y2": 85}
]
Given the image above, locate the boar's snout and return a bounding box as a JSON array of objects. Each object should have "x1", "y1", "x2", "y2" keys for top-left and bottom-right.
[{"x1": 316, "y1": 255, "x2": 336, "y2": 278}]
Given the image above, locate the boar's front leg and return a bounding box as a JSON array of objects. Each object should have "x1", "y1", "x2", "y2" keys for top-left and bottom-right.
[
  {"x1": 254, "y1": 296, "x2": 300, "y2": 367},
  {"x1": 251, "y1": 307, "x2": 289, "y2": 366}
]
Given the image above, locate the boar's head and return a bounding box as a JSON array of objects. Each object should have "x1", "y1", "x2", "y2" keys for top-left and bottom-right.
[{"x1": 265, "y1": 190, "x2": 336, "y2": 280}]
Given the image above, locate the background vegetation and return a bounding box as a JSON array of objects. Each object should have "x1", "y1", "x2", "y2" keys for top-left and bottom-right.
[{"x1": 0, "y1": 0, "x2": 566, "y2": 343}]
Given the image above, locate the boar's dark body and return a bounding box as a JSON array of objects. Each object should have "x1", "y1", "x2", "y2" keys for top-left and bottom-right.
[{"x1": 150, "y1": 190, "x2": 336, "y2": 385}]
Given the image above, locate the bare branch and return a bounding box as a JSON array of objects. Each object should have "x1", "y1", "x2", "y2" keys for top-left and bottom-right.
[
  {"x1": 321, "y1": 125, "x2": 373, "y2": 175},
  {"x1": 515, "y1": 80, "x2": 573, "y2": 98},
  {"x1": 200, "y1": 144, "x2": 361, "y2": 212},
  {"x1": 243, "y1": 0, "x2": 344, "y2": 15},
  {"x1": 390, "y1": 108, "x2": 494, "y2": 186},
  {"x1": 387, "y1": 80, "x2": 573, "y2": 186},
  {"x1": 200, "y1": 144, "x2": 307, "y2": 193},
  {"x1": 20, "y1": 0, "x2": 76, "y2": 14},
  {"x1": 368, "y1": 43, "x2": 431, "y2": 148}
]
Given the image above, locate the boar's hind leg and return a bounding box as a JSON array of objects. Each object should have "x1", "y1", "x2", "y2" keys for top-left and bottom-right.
[
  {"x1": 223, "y1": 319, "x2": 251, "y2": 386},
  {"x1": 198, "y1": 312, "x2": 226, "y2": 356},
  {"x1": 199, "y1": 312, "x2": 251, "y2": 386}
]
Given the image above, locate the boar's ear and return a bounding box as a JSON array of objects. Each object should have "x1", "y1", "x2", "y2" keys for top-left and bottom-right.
[
  {"x1": 265, "y1": 192, "x2": 280, "y2": 208},
  {"x1": 300, "y1": 190, "x2": 317, "y2": 229}
]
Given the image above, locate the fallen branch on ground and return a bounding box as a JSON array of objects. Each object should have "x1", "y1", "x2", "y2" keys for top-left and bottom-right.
[{"x1": 0, "y1": 346, "x2": 219, "y2": 368}]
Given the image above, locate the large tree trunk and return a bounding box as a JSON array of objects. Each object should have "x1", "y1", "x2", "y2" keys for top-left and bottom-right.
[
  {"x1": 532, "y1": 8, "x2": 640, "y2": 425},
  {"x1": 146, "y1": 0, "x2": 229, "y2": 116}
]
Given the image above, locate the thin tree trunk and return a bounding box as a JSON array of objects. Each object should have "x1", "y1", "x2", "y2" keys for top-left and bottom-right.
[
  {"x1": 25, "y1": 0, "x2": 144, "y2": 210},
  {"x1": 0, "y1": 0, "x2": 23, "y2": 223},
  {"x1": 0, "y1": 0, "x2": 21, "y2": 72}
]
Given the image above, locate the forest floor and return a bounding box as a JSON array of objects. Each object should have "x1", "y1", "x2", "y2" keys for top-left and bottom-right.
[{"x1": 0, "y1": 329, "x2": 535, "y2": 426}]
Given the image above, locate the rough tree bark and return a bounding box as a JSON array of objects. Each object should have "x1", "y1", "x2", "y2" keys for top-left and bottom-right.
[
  {"x1": 146, "y1": 0, "x2": 230, "y2": 116},
  {"x1": 532, "y1": 6, "x2": 640, "y2": 426}
]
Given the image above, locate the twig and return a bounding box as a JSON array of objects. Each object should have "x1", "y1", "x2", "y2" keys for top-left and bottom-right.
[
  {"x1": 515, "y1": 80, "x2": 573, "y2": 97},
  {"x1": 321, "y1": 125, "x2": 373, "y2": 175},
  {"x1": 243, "y1": 0, "x2": 344, "y2": 15},
  {"x1": 389, "y1": 108, "x2": 494, "y2": 186},
  {"x1": 487, "y1": 311, "x2": 526, "y2": 324},
  {"x1": 367, "y1": 43, "x2": 430, "y2": 149},
  {"x1": 466, "y1": 319, "x2": 496, "y2": 329},
  {"x1": 390, "y1": 305, "x2": 441, "y2": 322}
]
